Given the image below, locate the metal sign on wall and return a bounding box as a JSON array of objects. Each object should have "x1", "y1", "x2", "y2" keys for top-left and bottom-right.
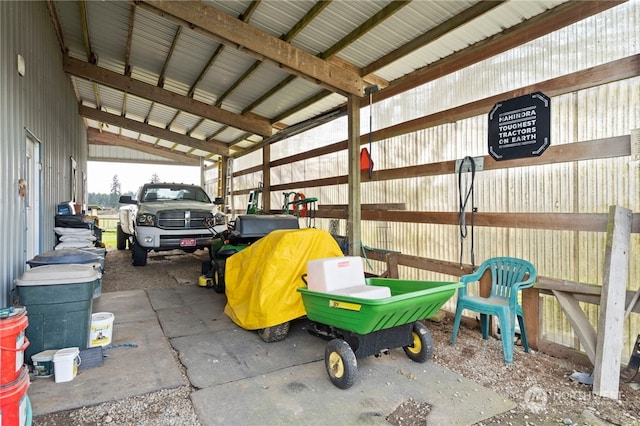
[{"x1": 487, "y1": 92, "x2": 550, "y2": 161}]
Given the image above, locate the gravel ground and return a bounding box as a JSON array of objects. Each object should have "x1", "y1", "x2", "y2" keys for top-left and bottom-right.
[{"x1": 32, "y1": 248, "x2": 640, "y2": 425}]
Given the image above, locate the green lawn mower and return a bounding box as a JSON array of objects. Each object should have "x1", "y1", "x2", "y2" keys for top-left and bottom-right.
[{"x1": 199, "y1": 214, "x2": 300, "y2": 293}]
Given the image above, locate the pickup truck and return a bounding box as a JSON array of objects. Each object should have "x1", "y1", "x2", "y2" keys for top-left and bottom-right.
[{"x1": 118, "y1": 183, "x2": 216, "y2": 266}]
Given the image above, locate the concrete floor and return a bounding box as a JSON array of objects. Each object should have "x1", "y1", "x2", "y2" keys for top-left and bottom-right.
[{"x1": 27, "y1": 260, "x2": 516, "y2": 425}]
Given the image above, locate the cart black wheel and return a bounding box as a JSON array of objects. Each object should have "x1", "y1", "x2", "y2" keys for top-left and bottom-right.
[
  {"x1": 116, "y1": 224, "x2": 127, "y2": 250},
  {"x1": 212, "y1": 262, "x2": 225, "y2": 294},
  {"x1": 403, "y1": 321, "x2": 433, "y2": 363},
  {"x1": 325, "y1": 339, "x2": 357, "y2": 389},
  {"x1": 258, "y1": 322, "x2": 290, "y2": 343}
]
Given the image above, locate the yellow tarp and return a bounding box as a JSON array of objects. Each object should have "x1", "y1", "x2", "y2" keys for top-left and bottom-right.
[{"x1": 224, "y1": 228, "x2": 344, "y2": 330}]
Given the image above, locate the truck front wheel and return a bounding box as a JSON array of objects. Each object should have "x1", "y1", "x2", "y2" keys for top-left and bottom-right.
[
  {"x1": 116, "y1": 224, "x2": 127, "y2": 250},
  {"x1": 132, "y1": 241, "x2": 148, "y2": 266}
]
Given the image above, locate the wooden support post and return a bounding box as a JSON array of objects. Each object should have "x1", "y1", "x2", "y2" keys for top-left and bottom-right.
[
  {"x1": 593, "y1": 205, "x2": 632, "y2": 399},
  {"x1": 346, "y1": 94, "x2": 361, "y2": 256},
  {"x1": 522, "y1": 287, "x2": 539, "y2": 350},
  {"x1": 479, "y1": 269, "x2": 495, "y2": 336},
  {"x1": 262, "y1": 144, "x2": 270, "y2": 212},
  {"x1": 479, "y1": 269, "x2": 491, "y2": 297},
  {"x1": 220, "y1": 156, "x2": 229, "y2": 215},
  {"x1": 385, "y1": 252, "x2": 399, "y2": 279}
]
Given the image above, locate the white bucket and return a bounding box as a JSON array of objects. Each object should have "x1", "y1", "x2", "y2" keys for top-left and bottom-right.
[
  {"x1": 89, "y1": 312, "x2": 114, "y2": 348},
  {"x1": 53, "y1": 347, "x2": 80, "y2": 383},
  {"x1": 31, "y1": 349, "x2": 57, "y2": 378}
]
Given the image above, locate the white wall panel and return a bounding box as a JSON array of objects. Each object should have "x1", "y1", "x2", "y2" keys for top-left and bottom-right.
[{"x1": 0, "y1": 2, "x2": 88, "y2": 307}]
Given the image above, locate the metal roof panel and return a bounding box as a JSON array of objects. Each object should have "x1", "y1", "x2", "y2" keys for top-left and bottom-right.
[{"x1": 50, "y1": 0, "x2": 580, "y2": 161}]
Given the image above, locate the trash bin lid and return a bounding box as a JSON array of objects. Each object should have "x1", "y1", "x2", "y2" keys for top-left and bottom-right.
[
  {"x1": 15, "y1": 264, "x2": 100, "y2": 286},
  {"x1": 27, "y1": 249, "x2": 100, "y2": 267}
]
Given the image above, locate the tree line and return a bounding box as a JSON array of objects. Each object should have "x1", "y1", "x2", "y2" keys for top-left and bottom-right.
[{"x1": 88, "y1": 173, "x2": 159, "y2": 209}]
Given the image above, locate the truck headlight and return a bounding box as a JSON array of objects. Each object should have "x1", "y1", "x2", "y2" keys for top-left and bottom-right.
[
  {"x1": 214, "y1": 212, "x2": 226, "y2": 225},
  {"x1": 136, "y1": 213, "x2": 156, "y2": 226}
]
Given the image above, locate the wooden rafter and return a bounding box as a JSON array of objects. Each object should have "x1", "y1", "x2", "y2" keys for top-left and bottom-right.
[
  {"x1": 361, "y1": 0, "x2": 505, "y2": 76},
  {"x1": 188, "y1": 44, "x2": 224, "y2": 98},
  {"x1": 140, "y1": 0, "x2": 368, "y2": 96},
  {"x1": 79, "y1": 0, "x2": 102, "y2": 114},
  {"x1": 87, "y1": 128, "x2": 201, "y2": 166},
  {"x1": 381, "y1": 0, "x2": 626, "y2": 100},
  {"x1": 124, "y1": 4, "x2": 135, "y2": 76},
  {"x1": 64, "y1": 55, "x2": 273, "y2": 137},
  {"x1": 270, "y1": 89, "x2": 333, "y2": 126},
  {"x1": 235, "y1": 1, "x2": 503, "y2": 142},
  {"x1": 185, "y1": 1, "x2": 260, "y2": 134},
  {"x1": 45, "y1": 0, "x2": 67, "y2": 54},
  {"x1": 223, "y1": 0, "x2": 403, "y2": 147},
  {"x1": 265, "y1": 0, "x2": 625, "y2": 145},
  {"x1": 121, "y1": 4, "x2": 136, "y2": 118},
  {"x1": 80, "y1": 105, "x2": 230, "y2": 157},
  {"x1": 71, "y1": 0, "x2": 628, "y2": 163},
  {"x1": 320, "y1": 0, "x2": 410, "y2": 61},
  {"x1": 158, "y1": 26, "x2": 181, "y2": 88}
]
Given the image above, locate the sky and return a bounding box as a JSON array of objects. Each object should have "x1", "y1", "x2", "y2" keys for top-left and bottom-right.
[{"x1": 88, "y1": 161, "x2": 202, "y2": 195}]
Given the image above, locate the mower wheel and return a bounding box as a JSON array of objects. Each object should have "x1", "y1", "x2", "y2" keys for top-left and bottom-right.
[
  {"x1": 258, "y1": 321, "x2": 290, "y2": 343},
  {"x1": 201, "y1": 260, "x2": 212, "y2": 276},
  {"x1": 403, "y1": 321, "x2": 433, "y2": 363},
  {"x1": 212, "y1": 262, "x2": 225, "y2": 294},
  {"x1": 325, "y1": 339, "x2": 357, "y2": 389}
]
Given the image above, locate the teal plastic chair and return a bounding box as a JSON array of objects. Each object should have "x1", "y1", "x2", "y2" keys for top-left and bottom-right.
[{"x1": 450, "y1": 257, "x2": 537, "y2": 364}]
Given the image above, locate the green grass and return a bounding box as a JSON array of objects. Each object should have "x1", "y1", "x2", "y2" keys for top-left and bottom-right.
[{"x1": 101, "y1": 229, "x2": 117, "y2": 249}]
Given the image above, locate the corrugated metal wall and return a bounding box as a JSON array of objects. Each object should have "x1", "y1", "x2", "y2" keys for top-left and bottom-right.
[
  {"x1": 0, "y1": 1, "x2": 88, "y2": 307},
  {"x1": 230, "y1": 2, "x2": 640, "y2": 359}
]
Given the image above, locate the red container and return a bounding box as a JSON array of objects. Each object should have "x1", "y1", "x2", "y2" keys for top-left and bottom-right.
[
  {"x1": 0, "y1": 308, "x2": 29, "y2": 385},
  {"x1": 0, "y1": 366, "x2": 30, "y2": 426}
]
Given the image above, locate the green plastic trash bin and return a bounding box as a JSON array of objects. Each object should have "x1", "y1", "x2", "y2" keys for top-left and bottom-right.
[
  {"x1": 15, "y1": 264, "x2": 98, "y2": 364},
  {"x1": 27, "y1": 248, "x2": 103, "y2": 299}
]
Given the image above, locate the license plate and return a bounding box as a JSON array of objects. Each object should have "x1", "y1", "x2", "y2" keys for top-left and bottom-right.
[{"x1": 180, "y1": 238, "x2": 196, "y2": 247}]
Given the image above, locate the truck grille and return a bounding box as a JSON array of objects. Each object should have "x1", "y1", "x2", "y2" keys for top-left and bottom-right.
[{"x1": 158, "y1": 211, "x2": 212, "y2": 230}]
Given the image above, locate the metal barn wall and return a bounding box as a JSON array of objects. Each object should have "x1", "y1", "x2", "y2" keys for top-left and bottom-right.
[
  {"x1": 0, "y1": 1, "x2": 88, "y2": 307},
  {"x1": 232, "y1": 2, "x2": 640, "y2": 359}
]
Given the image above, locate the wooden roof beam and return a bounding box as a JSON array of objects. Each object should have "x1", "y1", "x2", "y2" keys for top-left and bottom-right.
[
  {"x1": 140, "y1": 0, "x2": 368, "y2": 97},
  {"x1": 64, "y1": 55, "x2": 273, "y2": 137},
  {"x1": 80, "y1": 104, "x2": 230, "y2": 157},
  {"x1": 87, "y1": 128, "x2": 201, "y2": 166}
]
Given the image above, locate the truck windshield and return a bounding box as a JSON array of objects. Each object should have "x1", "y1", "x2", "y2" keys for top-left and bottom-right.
[{"x1": 142, "y1": 186, "x2": 211, "y2": 203}]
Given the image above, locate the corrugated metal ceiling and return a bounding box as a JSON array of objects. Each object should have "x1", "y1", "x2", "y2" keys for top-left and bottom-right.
[{"x1": 47, "y1": 0, "x2": 601, "y2": 167}]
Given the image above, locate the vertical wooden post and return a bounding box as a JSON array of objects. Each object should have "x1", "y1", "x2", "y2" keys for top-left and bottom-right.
[
  {"x1": 479, "y1": 270, "x2": 491, "y2": 298},
  {"x1": 593, "y1": 205, "x2": 632, "y2": 399},
  {"x1": 347, "y1": 94, "x2": 361, "y2": 256},
  {"x1": 220, "y1": 156, "x2": 229, "y2": 215},
  {"x1": 522, "y1": 287, "x2": 539, "y2": 350},
  {"x1": 385, "y1": 252, "x2": 399, "y2": 279},
  {"x1": 479, "y1": 270, "x2": 495, "y2": 335},
  {"x1": 262, "y1": 144, "x2": 270, "y2": 212}
]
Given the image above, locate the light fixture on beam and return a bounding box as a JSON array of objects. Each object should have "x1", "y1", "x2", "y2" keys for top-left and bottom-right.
[{"x1": 17, "y1": 54, "x2": 25, "y2": 76}]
